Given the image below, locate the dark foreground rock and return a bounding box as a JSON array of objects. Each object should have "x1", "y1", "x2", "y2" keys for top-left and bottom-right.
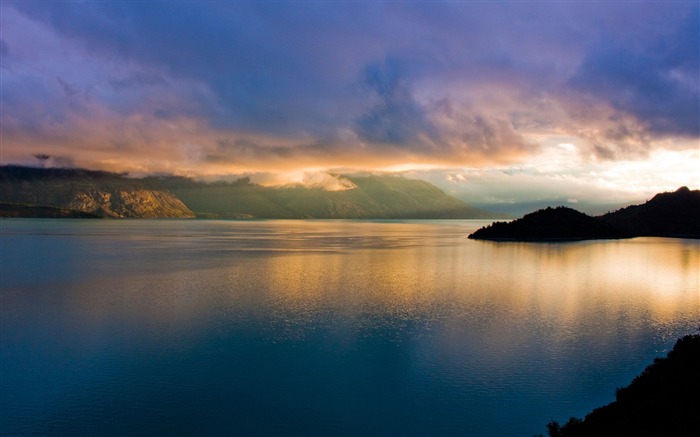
[{"x1": 541, "y1": 334, "x2": 700, "y2": 437}]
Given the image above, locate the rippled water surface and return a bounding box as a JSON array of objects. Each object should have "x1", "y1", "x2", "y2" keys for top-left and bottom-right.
[{"x1": 1, "y1": 219, "x2": 698, "y2": 436}]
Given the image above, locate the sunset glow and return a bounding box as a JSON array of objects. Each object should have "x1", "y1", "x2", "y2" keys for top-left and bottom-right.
[{"x1": 1, "y1": 1, "x2": 698, "y2": 208}]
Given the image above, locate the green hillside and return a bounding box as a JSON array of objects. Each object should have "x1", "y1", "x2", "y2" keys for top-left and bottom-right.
[
  {"x1": 159, "y1": 174, "x2": 501, "y2": 219},
  {"x1": 1, "y1": 166, "x2": 501, "y2": 219}
]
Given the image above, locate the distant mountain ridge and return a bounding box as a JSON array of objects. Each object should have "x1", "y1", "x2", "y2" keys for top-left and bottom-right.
[
  {"x1": 469, "y1": 187, "x2": 700, "y2": 241},
  {"x1": 0, "y1": 166, "x2": 503, "y2": 219}
]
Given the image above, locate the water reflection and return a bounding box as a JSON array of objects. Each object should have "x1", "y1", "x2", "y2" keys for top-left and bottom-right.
[{"x1": 1, "y1": 219, "x2": 698, "y2": 436}]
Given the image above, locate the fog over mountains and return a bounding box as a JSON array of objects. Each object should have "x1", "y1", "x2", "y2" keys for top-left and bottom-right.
[{"x1": 0, "y1": 166, "x2": 501, "y2": 219}]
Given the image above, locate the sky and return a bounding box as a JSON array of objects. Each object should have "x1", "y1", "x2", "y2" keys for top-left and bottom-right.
[{"x1": 1, "y1": 0, "x2": 698, "y2": 211}]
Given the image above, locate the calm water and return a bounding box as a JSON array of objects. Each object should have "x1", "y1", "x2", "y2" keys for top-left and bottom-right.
[{"x1": 1, "y1": 219, "x2": 698, "y2": 437}]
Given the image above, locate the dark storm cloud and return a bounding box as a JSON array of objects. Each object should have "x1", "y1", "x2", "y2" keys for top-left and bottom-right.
[
  {"x1": 570, "y1": 5, "x2": 699, "y2": 138},
  {"x1": 7, "y1": 0, "x2": 367, "y2": 136},
  {"x1": 2, "y1": 0, "x2": 698, "y2": 172},
  {"x1": 355, "y1": 58, "x2": 438, "y2": 147}
]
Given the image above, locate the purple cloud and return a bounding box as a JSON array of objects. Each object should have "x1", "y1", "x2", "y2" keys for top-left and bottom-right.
[{"x1": 1, "y1": 0, "x2": 698, "y2": 172}]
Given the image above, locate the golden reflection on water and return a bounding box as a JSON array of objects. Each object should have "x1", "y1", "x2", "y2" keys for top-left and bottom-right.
[
  {"x1": 3, "y1": 221, "x2": 698, "y2": 348},
  {"x1": 250, "y1": 231, "x2": 699, "y2": 348}
]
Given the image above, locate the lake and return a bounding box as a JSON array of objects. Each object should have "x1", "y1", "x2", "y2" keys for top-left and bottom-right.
[{"x1": 1, "y1": 219, "x2": 698, "y2": 436}]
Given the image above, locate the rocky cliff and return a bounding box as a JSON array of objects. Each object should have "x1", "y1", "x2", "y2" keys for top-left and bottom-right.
[{"x1": 0, "y1": 166, "x2": 194, "y2": 218}]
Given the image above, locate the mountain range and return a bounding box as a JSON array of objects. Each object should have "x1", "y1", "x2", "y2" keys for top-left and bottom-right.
[
  {"x1": 469, "y1": 186, "x2": 700, "y2": 241},
  {"x1": 0, "y1": 166, "x2": 501, "y2": 219},
  {"x1": 155, "y1": 173, "x2": 501, "y2": 219}
]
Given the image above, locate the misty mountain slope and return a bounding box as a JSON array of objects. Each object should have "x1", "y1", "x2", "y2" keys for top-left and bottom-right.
[
  {"x1": 0, "y1": 166, "x2": 195, "y2": 218},
  {"x1": 162, "y1": 174, "x2": 501, "y2": 219}
]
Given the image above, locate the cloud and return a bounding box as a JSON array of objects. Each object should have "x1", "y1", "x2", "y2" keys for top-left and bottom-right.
[
  {"x1": 568, "y1": 6, "x2": 699, "y2": 143},
  {"x1": 1, "y1": 0, "x2": 697, "y2": 178},
  {"x1": 427, "y1": 98, "x2": 536, "y2": 161},
  {"x1": 351, "y1": 58, "x2": 537, "y2": 165},
  {"x1": 300, "y1": 173, "x2": 356, "y2": 191},
  {"x1": 355, "y1": 58, "x2": 438, "y2": 146}
]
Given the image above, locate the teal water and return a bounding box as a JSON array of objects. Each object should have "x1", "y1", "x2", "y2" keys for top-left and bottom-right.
[{"x1": 1, "y1": 219, "x2": 698, "y2": 436}]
